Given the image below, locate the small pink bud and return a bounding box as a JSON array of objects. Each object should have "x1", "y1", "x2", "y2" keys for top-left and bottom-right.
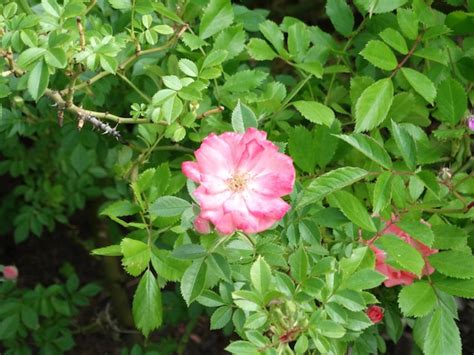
[
  {"x1": 3, "y1": 266, "x2": 19, "y2": 280},
  {"x1": 467, "y1": 116, "x2": 474, "y2": 131},
  {"x1": 366, "y1": 305, "x2": 384, "y2": 323}
]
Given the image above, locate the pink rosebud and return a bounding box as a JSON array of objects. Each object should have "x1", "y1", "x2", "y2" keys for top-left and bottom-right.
[
  {"x1": 182, "y1": 128, "x2": 295, "y2": 235},
  {"x1": 3, "y1": 265, "x2": 19, "y2": 280},
  {"x1": 368, "y1": 220, "x2": 438, "y2": 287},
  {"x1": 467, "y1": 116, "x2": 474, "y2": 131},
  {"x1": 366, "y1": 305, "x2": 384, "y2": 323}
]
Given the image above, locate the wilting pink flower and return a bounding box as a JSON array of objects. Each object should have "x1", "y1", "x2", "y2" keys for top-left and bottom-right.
[
  {"x1": 467, "y1": 116, "x2": 474, "y2": 131},
  {"x1": 3, "y1": 265, "x2": 19, "y2": 280},
  {"x1": 182, "y1": 128, "x2": 295, "y2": 234},
  {"x1": 366, "y1": 305, "x2": 384, "y2": 323},
  {"x1": 368, "y1": 221, "x2": 438, "y2": 287}
]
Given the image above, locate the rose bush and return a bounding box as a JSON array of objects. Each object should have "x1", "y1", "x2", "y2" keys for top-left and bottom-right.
[{"x1": 1, "y1": 0, "x2": 474, "y2": 354}]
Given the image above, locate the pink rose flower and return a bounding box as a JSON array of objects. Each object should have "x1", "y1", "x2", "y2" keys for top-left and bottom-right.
[
  {"x1": 467, "y1": 116, "x2": 474, "y2": 131},
  {"x1": 366, "y1": 305, "x2": 384, "y2": 323},
  {"x1": 368, "y1": 221, "x2": 438, "y2": 287},
  {"x1": 182, "y1": 128, "x2": 295, "y2": 234},
  {"x1": 3, "y1": 265, "x2": 19, "y2": 280}
]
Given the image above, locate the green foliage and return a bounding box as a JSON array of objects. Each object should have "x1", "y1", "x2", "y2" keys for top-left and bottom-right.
[{"x1": 1, "y1": 0, "x2": 473, "y2": 353}]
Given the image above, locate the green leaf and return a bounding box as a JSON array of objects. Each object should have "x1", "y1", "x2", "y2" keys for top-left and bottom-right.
[
  {"x1": 287, "y1": 23, "x2": 309, "y2": 56},
  {"x1": 432, "y1": 276, "x2": 474, "y2": 299},
  {"x1": 401, "y1": 68, "x2": 436, "y2": 104},
  {"x1": 180, "y1": 259, "x2": 207, "y2": 305},
  {"x1": 295, "y1": 62, "x2": 323, "y2": 78},
  {"x1": 202, "y1": 49, "x2": 228, "y2": 68},
  {"x1": 178, "y1": 59, "x2": 198, "y2": 77},
  {"x1": 396, "y1": 220, "x2": 434, "y2": 247},
  {"x1": 379, "y1": 28, "x2": 408, "y2": 54},
  {"x1": 429, "y1": 251, "x2": 474, "y2": 279},
  {"x1": 300, "y1": 167, "x2": 369, "y2": 208},
  {"x1": 100, "y1": 200, "x2": 140, "y2": 218},
  {"x1": 345, "y1": 269, "x2": 387, "y2": 290},
  {"x1": 108, "y1": 0, "x2": 131, "y2": 10},
  {"x1": 91, "y1": 245, "x2": 122, "y2": 256},
  {"x1": 231, "y1": 100, "x2": 258, "y2": 133},
  {"x1": 397, "y1": 8, "x2": 419, "y2": 40},
  {"x1": 434, "y1": 78, "x2": 467, "y2": 124},
  {"x1": 172, "y1": 244, "x2": 207, "y2": 260},
  {"x1": 376, "y1": 234, "x2": 424, "y2": 275},
  {"x1": 416, "y1": 170, "x2": 440, "y2": 198},
  {"x1": 28, "y1": 60, "x2": 49, "y2": 100},
  {"x1": 21, "y1": 306, "x2": 38, "y2": 330},
  {"x1": 149, "y1": 196, "x2": 191, "y2": 217},
  {"x1": 162, "y1": 75, "x2": 182, "y2": 91},
  {"x1": 360, "y1": 40, "x2": 398, "y2": 71},
  {"x1": 152, "y1": 2, "x2": 184, "y2": 24},
  {"x1": 355, "y1": 78, "x2": 394, "y2": 132},
  {"x1": 44, "y1": 48, "x2": 67, "y2": 68},
  {"x1": 398, "y1": 281, "x2": 436, "y2": 317},
  {"x1": 225, "y1": 341, "x2": 258, "y2": 354},
  {"x1": 391, "y1": 120, "x2": 417, "y2": 171},
  {"x1": 247, "y1": 38, "x2": 277, "y2": 60},
  {"x1": 288, "y1": 126, "x2": 317, "y2": 173},
  {"x1": 250, "y1": 256, "x2": 272, "y2": 295},
  {"x1": 289, "y1": 246, "x2": 309, "y2": 283},
  {"x1": 99, "y1": 55, "x2": 117, "y2": 74},
  {"x1": 121, "y1": 238, "x2": 150, "y2": 276},
  {"x1": 214, "y1": 25, "x2": 246, "y2": 60},
  {"x1": 222, "y1": 70, "x2": 267, "y2": 93},
  {"x1": 326, "y1": 0, "x2": 354, "y2": 37},
  {"x1": 151, "y1": 249, "x2": 189, "y2": 282},
  {"x1": 0, "y1": 314, "x2": 19, "y2": 340},
  {"x1": 199, "y1": 0, "x2": 234, "y2": 39},
  {"x1": 210, "y1": 306, "x2": 232, "y2": 330},
  {"x1": 293, "y1": 101, "x2": 335, "y2": 127},
  {"x1": 207, "y1": 253, "x2": 232, "y2": 283},
  {"x1": 336, "y1": 133, "x2": 392, "y2": 169},
  {"x1": 331, "y1": 190, "x2": 377, "y2": 232},
  {"x1": 317, "y1": 320, "x2": 346, "y2": 339},
  {"x1": 424, "y1": 309, "x2": 461, "y2": 355},
  {"x1": 244, "y1": 312, "x2": 268, "y2": 329},
  {"x1": 432, "y1": 224, "x2": 468, "y2": 250},
  {"x1": 259, "y1": 20, "x2": 284, "y2": 54},
  {"x1": 373, "y1": 171, "x2": 393, "y2": 214},
  {"x1": 132, "y1": 270, "x2": 162, "y2": 337},
  {"x1": 18, "y1": 47, "x2": 46, "y2": 69},
  {"x1": 331, "y1": 289, "x2": 366, "y2": 312}
]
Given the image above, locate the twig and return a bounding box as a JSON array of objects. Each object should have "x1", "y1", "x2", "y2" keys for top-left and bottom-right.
[
  {"x1": 196, "y1": 106, "x2": 224, "y2": 119},
  {"x1": 389, "y1": 34, "x2": 423, "y2": 79},
  {"x1": 117, "y1": 72, "x2": 151, "y2": 103},
  {"x1": 44, "y1": 89, "x2": 152, "y2": 124},
  {"x1": 76, "y1": 17, "x2": 86, "y2": 51}
]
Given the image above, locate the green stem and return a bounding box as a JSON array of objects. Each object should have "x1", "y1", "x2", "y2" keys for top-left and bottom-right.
[{"x1": 117, "y1": 72, "x2": 151, "y2": 103}]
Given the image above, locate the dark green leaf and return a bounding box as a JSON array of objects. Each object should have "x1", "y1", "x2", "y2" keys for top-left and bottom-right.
[
  {"x1": 424, "y1": 309, "x2": 461, "y2": 355},
  {"x1": 180, "y1": 259, "x2": 207, "y2": 305},
  {"x1": 199, "y1": 0, "x2": 234, "y2": 39},
  {"x1": 429, "y1": 251, "x2": 474, "y2": 279},
  {"x1": 132, "y1": 270, "x2": 162, "y2": 337},
  {"x1": 326, "y1": 0, "x2": 354, "y2": 37},
  {"x1": 336, "y1": 133, "x2": 392, "y2": 169},
  {"x1": 331, "y1": 190, "x2": 377, "y2": 232}
]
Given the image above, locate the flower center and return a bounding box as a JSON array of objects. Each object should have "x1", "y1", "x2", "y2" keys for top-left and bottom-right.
[{"x1": 227, "y1": 173, "x2": 248, "y2": 192}]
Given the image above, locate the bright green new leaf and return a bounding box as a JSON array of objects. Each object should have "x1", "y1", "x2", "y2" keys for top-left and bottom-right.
[
  {"x1": 180, "y1": 259, "x2": 207, "y2": 305},
  {"x1": 44, "y1": 48, "x2": 67, "y2": 68},
  {"x1": 397, "y1": 8, "x2": 419, "y2": 40},
  {"x1": 331, "y1": 289, "x2": 366, "y2": 312},
  {"x1": 247, "y1": 38, "x2": 278, "y2": 60},
  {"x1": 295, "y1": 62, "x2": 323, "y2": 78},
  {"x1": 222, "y1": 70, "x2": 268, "y2": 93},
  {"x1": 401, "y1": 68, "x2": 436, "y2": 104},
  {"x1": 148, "y1": 196, "x2": 191, "y2": 217},
  {"x1": 199, "y1": 0, "x2": 234, "y2": 39},
  {"x1": 360, "y1": 40, "x2": 398, "y2": 71},
  {"x1": 91, "y1": 245, "x2": 122, "y2": 256},
  {"x1": 250, "y1": 256, "x2": 272, "y2": 295},
  {"x1": 355, "y1": 78, "x2": 394, "y2": 132},
  {"x1": 18, "y1": 47, "x2": 46, "y2": 69},
  {"x1": 214, "y1": 25, "x2": 246, "y2": 59},
  {"x1": 231, "y1": 100, "x2": 258, "y2": 133},
  {"x1": 424, "y1": 309, "x2": 461, "y2": 355},
  {"x1": 28, "y1": 60, "x2": 49, "y2": 101},
  {"x1": 178, "y1": 59, "x2": 198, "y2": 77},
  {"x1": 331, "y1": 190, "x2": 377, "y2": 232},
  {"x1": 132, "y1": 270, "x2": 162, "y2": 337},
  {"x1": 432, "y1": 224, "x2": 468, "y2": 250},
  {"x1": 259, "y1": 20, "x2": 284, "y2": 54},
  {"x1": 376, "y1": 234, "x2": 424, "y2": 276},
  {"x1": 225, "y1": 341, "x2": 259, "y2": 354},
  {"x1": 293, "y1": 101, "x2": 335, "y2": 127},
  {"x1": 435, "y1": 78, "x2": 467, "y2": 124},
  {"x1": 429, "y1": 251, "x2": 474, "y2": 279},
  {"x1": 202, "y1": 49, "x2": 228, "y2": 68},
  {"x1": 396, "y1": 220, "x2": 434, "y2": 247},
  {"x1": 317, "y1": 320, "x2": 346, "y2": 338},
  {"x1": 398, "y1": 281, "x2": 436, "y2": 317},
  {"x1": 391, "y1": 120, "x2": 417, "y2": 171},
  {"x1": 300, "y1": 167, "x2": 369, "y2": 208},
  {"x1": 287, "y1": 23, "x2": 309, "y2": 57},
  {"x1": 345, "y1": 269, "x2": 387, "y2": 290},
  {"x1": 121, "y1": 238, "x2": 150, "y2": 276},
  {"x1": 336, "y1": 133, "x2": 393, "y2": 169},
  {"x1": 326, "y1": 0, "x2": 354, "y2": 37},
  {"x1": 379, "y1": 28, "x2": 408, "y2": 54}
]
